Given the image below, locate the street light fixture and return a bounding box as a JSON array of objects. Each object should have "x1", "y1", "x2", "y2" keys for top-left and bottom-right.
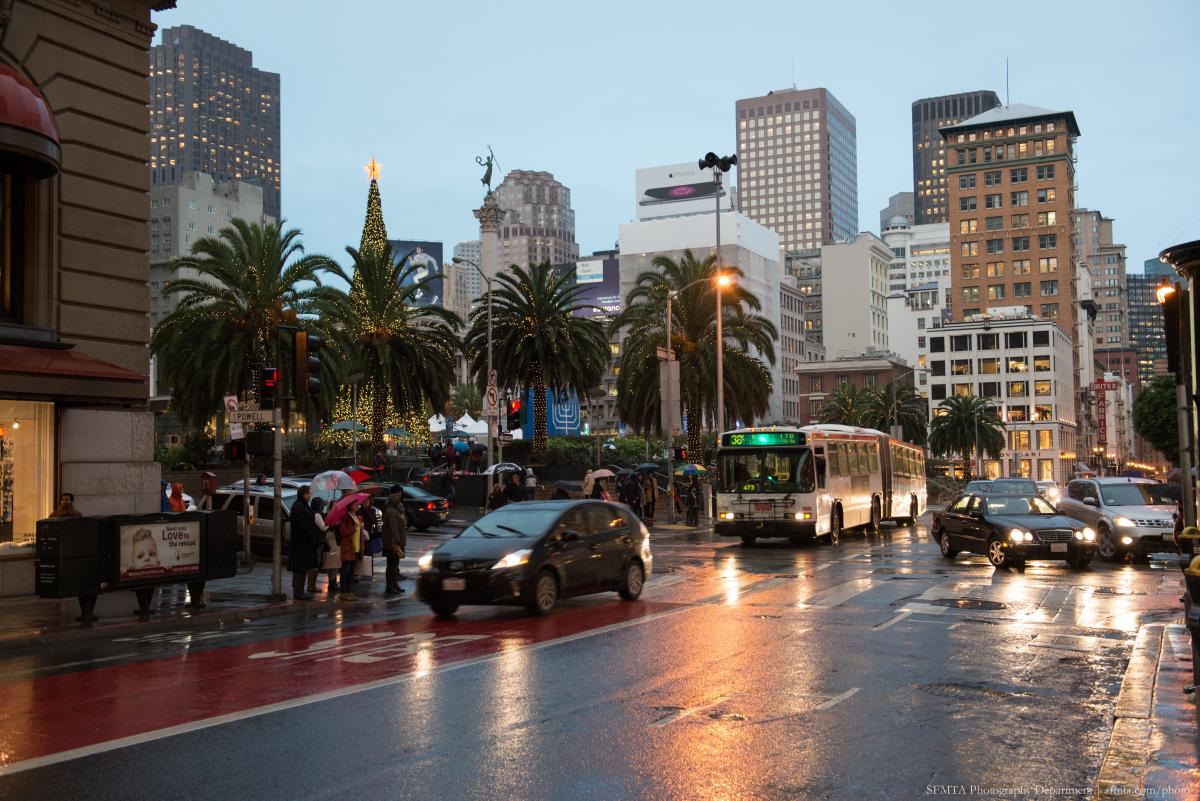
[
  {"x1": 452, "y1": 256, "x2": 494, "y2": 471},
  {"x1": 698, "y1": 151, "x2": 737, "y2": 436}
]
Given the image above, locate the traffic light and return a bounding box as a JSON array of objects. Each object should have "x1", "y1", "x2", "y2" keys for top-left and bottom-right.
[
  {"x1": 673, "y1": 446, "x2": 687, "y2": 461},
  {"x1": 258, "y1": 366, "x2": 279, "y2": 410},
  {"x1": 292, "y1": 329, "x2": 323, "y2": 397},
  {"x1": 507, "y1": 399, "x2": 522, "y2": 431}
]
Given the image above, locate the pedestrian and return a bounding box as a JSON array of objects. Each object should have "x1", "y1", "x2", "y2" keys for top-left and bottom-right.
[
  {"x1": 50, "y1": 492, "x2": 82, "y2": 518},
  {"x1": 582, "y1": 469, "x2": 595, "y2": 498},
  {"x1": 373, "y1": 449, "x2": 386, "y2": 472},
  {"x1": 167, "y1": 482, "x2": 188, "y2": 512},
  {"x1": 312, "y1": 497, "x2": 339, "y2": 594},
  {"x1": 444, "y1": 441, "x2": 457, "y2": 471},
  {"x1": 590, "y1": 477, "x2": 605, "y2": 500},
  {"x1": 505, "y1": 472, "x2": 525, "y2": 504},
  {"x1": 616, "y1": 474, "x2": 628, "y2": 504},
  {"x1": 337, "y1": 503, "x2": 362, "y2": 600},
  {"x1": 627, "y1": 475, "x2": 644, "y2": 519},
  {"x1": 445, "y1": 473, "x2": 457, "y2": 507},
  {"x1": 360, "y1": 494, "x2": 381, "y2": 580},
  {"x1": 487, "y1": 482, "x2": 507, "y2": 511},
  {"x1": 469, "y1": 443, "x2": 482, "y2": 474},
  {"x1": 686, "y1": 476, "x2": 701, "y2": 526},
  {"x1": 287, "y1": 486, "x2": 321, "y2": 600},
  {"x1": 643, "y1": 476, "x2": 657, "y2": 522},
  {"x1": 383, "y1": 487, "x2": 407, "y2": 595}
]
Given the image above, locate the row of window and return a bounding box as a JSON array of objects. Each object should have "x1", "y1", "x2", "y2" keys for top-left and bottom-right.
[
  {"x1": 889, "y1": 444, "x2": 925, "y2": 479},
  {"x1": 960, "y1": 233, "x2": 1057, "y2": 255},
  {"x1": 959, "y1": 211, "x2": 1058, "y2": 233},
  {"x1": 956, "y1": 139, "x2": 1058, "y2": 165},
  {"x1": 961, "y1": 304, "x2": 1059, "y2": 320},
  {"x1": 961, "y1": 281, "x2": 1058, "y2": 301},
  {"x1": 827, "y1": 441, "x2": 878, "y2": 478},
  {"x1": 958, "y1": 165, "x2": 1055, "y2": 189},
  {"x1": 931, "y1": 357, "x2": 1053, "y2": 376},
  {"x1": 930, "y1": 330, "x2": 1051, "y2": 352},
  {"x1": 959, "y1": 189, "x2": 1057, "y2": 211},
  {"x1": 960, "y1": 259, "x2": 1058, "y2": 279}
]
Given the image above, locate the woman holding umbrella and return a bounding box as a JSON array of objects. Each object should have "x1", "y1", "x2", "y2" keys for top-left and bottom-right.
[{"x1": 322, "y1": 492, "x2": 369, "y2": 600}]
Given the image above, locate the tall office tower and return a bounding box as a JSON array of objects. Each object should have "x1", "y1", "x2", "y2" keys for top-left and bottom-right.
[
  {"x1": 452, "y1": 240, "x2": 483, "y2": 303},
  {"x1": 736, "y1": 87, "x2": 858, "y2": 252},
  {"x1": 943, "y1": 104, "x2": 1080, "y2": 336},
  {"x1": 1144, "y1": 256, "x2": 1174, "y2": 280},
  {"x1": 1126, "y1": 274, "x2": 1169, "y2": 383},
  {"x1": 150, "y1": 26, "x2": 281, "y2": 219},
  {"x1": 494, "y1": 170, "x2": 579, "y2": 269},
  {"x1": 912, "y1": 91, "x2": 1001, "y2": 224},
  {"x1": 1074, "y1": 210, "x2": 1127, "y2": 349},
  {"x1": 879, "y1": 191, "x2": 914, "y2": 230}
]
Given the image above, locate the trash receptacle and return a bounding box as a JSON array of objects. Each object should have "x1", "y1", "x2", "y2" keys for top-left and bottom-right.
[{"x1": 36, "y1": 516, "x2": 104, "y2": 621}]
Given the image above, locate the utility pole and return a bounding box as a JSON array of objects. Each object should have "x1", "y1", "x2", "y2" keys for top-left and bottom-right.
[{"x1": 665, "y1": 290, "x2": 675, "y2": 523}]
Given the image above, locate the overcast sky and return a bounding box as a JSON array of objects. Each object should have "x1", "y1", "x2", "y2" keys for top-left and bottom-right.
[{"x1": 155, "y1": 0, "x2": 1199, "y2": 277}]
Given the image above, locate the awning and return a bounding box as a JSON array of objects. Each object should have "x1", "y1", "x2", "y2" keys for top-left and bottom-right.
[
  {"x1": 0, "y1": 65, "x2": 60, "y2": 176},
  {"x1": 0, "y1": 343, "x2": 146, "y2": 402}
]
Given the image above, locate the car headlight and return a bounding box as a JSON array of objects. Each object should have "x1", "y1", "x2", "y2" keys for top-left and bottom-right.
[
  {"x1": 1009, "y1": 528, "x2": 1028, "y2": 543},
  {"x1": 492, "y1": 549, "x2": 532, "y2": 571},
  {"x1": 1082, "y1": 527, "x2": 1096, "y2": 542},
  {"x1": 1114, "y1": 516, "x2": 1136, "y2": 527},
  {"x1": 418, "y1": 552, "x2": 434, "y2": 572}
]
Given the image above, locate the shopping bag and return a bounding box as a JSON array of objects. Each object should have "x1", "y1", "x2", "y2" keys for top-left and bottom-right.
[{"x1": 356, "y1": 555, "x2": 373, "y2": 577}]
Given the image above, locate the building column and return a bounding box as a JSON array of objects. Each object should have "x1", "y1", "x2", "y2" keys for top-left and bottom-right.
[
  {"x1": 474, "y1": 191, "x2": 503, "y2": 282},
  {"x1": 59, "y1": 409, "x2": 161, "y2": 516}
]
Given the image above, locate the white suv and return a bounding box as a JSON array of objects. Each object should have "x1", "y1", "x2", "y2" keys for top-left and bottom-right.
[{"x1": 1057, "y1": 477, "x2": 1176, "y2": 562}]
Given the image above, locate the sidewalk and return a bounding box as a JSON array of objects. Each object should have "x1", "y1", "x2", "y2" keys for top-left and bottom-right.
[
  {"x1": 1096, "y1": 616, "x2": 1200, "y2": 798},
  {"x1": 0, "y1": 532, "x2": 450, "y2": 646}
]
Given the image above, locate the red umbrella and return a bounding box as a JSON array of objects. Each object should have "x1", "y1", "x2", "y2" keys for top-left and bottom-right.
[
  {"x1": 343, "y1": 466, "x2": 373, "y2": 483},
  {"x1": 323, "y1": 492, "x2": 370, "y2": 528}
]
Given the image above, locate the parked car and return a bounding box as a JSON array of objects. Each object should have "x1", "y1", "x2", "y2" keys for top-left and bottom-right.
[
  {"x1": 417, "y1": 500, "x2": 652, "y2": 618},
  {"x1": 933, "y1": 492, "x2": 1097, "y2": 569},
  {"x1": 964, "y1": 480, "x2": 994, "y2": 494},
  {"x1": 393, "y1": 485, "x2": 450, "y2": 531},
  {"x1": 212, "y1": 486, "x2": 297, "y2": 557},
  {"x1": 1056, "y1": 477, "x2": 1177, "y2": 562}
]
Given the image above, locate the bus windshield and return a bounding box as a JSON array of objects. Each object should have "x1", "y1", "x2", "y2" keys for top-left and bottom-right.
[{"x1": 719, "y1": 448, "x2": 815, "y2": 494}]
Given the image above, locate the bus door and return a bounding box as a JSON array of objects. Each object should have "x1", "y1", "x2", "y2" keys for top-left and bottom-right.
[{"x1": 812, "y1": 444, "x2": 832, "y2": 533}]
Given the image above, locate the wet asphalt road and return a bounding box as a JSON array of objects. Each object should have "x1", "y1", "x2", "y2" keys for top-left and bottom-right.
[{"x1": 0, "y1": 516, "x2": 1184, "y2": 801}]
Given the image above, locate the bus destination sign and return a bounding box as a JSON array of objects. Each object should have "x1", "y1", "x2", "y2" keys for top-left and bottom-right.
[{"x1": 721, "y1": 431, "x2": 805, "y2": 447}]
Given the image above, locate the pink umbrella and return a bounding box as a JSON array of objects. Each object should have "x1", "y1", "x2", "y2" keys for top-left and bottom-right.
[{"x1": 323, "y1": 492, "x2": 369, "y2": 528}]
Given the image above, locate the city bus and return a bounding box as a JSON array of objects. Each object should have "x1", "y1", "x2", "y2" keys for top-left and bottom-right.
[{"x1": 713, "y1": 425, "x2": 927, "y2": 546}]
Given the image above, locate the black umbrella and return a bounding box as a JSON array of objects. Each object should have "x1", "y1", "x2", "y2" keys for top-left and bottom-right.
[{"x1": 634, "y1": 462, "x2": 660, "y2": 473}]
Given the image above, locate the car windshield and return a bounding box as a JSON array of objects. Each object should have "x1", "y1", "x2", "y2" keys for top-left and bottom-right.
[
  {"x1": 1149, "y1": 484, "x2": 1180, "y2": 504},
  {"x1": 719, "y1": 448, "x2": 815, "y2": 494},
  {"x1": 458, "y1": 508, "x2": 560, "y2": 538},
  {"x1": 984, "y1": 494, "x2": 1056, "y2": 515},
  {"x1": 991, "y1": 479, "x2": 1036, "y2": 492},
  {"x1": 965, "y1": 481, "x2": 992, "y2": 492},
  {"x1": 1100, "y1": 483, "x2": 1156, "y2": 506}
]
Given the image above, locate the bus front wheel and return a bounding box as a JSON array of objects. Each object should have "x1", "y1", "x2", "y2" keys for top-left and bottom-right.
[{"x1": 828, "y1": 508, "x2": 842, "y2": 546}]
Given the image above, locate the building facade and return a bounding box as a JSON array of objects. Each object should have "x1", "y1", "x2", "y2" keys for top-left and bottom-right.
[
  {"x1": 926, "y1": 314, "x2": 1077, "y2": 482},
  {"x1": 735, "y1": 87, "x2": 858, "y2": 252},
  {"x1": 779, "y1": 275, "x2": 821, "y2": 423},
  {"x1": 794, "y1": 356, "x2": 916, "y2": 428},
  {"x1": 1076, "y1": 210, "x2": 1128, "y2": 349},
  {"x1": 817, "y1": 233, "x2": 892, "y2": 360},
  {"x1": 150, "y1": 26, "x2": 281, "y2": 219},
  {"x1": 1126, "y1": 272, "x2": 1169, "y2": 383},
  {"x1": 912, "y1": 91, "x2": 1001, "y2": 225},
  {"x1": 494, "y1": 170, "x2": 579, "y2": 270},
  {"x1": 0, "y1": 0, "x2": 170, "y2": 590},
  {"x1": 618, "y1": 211, "x2": 783, "y2": 422},
  {"x1": 879, "y1": 191, "x2": 914, "y2": 230}
]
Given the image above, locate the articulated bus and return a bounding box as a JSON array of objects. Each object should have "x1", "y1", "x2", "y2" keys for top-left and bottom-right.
[{"x1": 713, "y1": 425, "x2": 927, "y2": 546}]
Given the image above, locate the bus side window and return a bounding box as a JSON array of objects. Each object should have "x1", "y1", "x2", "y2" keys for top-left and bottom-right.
[
  {"x1": 815, "y1": 448, "x2": 826, "y2": 489},
  {"x1": 869, "y1": 445, "x2": 879, "y2": 474}
]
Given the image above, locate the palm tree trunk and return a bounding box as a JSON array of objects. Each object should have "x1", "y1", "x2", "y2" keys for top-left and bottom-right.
[
  {"x1": 685, "y1": 401, "x2": 702, "y2": 464},
  {"x1": 531, "y1": 363, "x2": 547, "y2": 457},
  {"x1": 370, "y1": 377, "x2": 386, "y2": 450}
]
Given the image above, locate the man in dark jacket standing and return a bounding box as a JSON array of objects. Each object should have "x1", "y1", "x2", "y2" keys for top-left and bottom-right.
[
  {"x1": 288, "y1": 486, "x2": 321, "y2": 600},
  {"x1": 382, "y1": 487, "x2": 407, "y2": 595}
]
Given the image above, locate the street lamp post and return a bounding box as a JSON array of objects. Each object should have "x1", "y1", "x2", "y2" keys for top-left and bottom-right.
[
  {"x1": 699, "y1": 152, "x2": 737, "y2": 436},
  {"x1": 453, "y1": 256, "x2": 494, "y2": 471}
]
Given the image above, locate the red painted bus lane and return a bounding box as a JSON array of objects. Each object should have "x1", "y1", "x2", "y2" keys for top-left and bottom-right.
[{"x1": 0, "y1": 600, "x2": 685, "y2": 773}]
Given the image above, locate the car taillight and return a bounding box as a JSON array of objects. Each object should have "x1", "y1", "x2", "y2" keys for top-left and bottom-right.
[{"x1": 426, "y1": 502, "x2": 435, "y2": 510}]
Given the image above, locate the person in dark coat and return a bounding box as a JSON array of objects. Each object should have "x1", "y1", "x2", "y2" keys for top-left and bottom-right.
[
  {"x1": 504, "y1": 473, "x2": 525, "y2": 504},
  {"x1": 487, "y1": 483, "x2": 507, "y2": 511},
  {"x1": 288, "y1": 486, "x2": 321, "y2": 600},
  {"x1": 382, "y1": 488, "x2": 407, "y2": 595},
  {"x1": 626, "y1": 475, "x2": 644, "y2": 519}
]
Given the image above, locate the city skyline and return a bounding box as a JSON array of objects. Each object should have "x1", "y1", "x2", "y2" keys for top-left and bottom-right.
[{"x1": 153, "y1": 1, "x2": 1199, "y2": 278}]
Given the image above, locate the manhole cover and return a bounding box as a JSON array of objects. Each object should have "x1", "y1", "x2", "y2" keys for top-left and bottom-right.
[
  {"x1": 1087, "y1": 587, "x2": 1145, "y2": 596},
  {"x1": 929, "y1": 598, "x2": 1007, "y2": 610}
]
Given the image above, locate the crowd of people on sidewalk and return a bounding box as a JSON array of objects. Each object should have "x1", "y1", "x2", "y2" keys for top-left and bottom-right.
[
  {"x1": 287, "y1": 484, "x2": 408, "y2": 602},
  {"x1": 579, "y1": 471, "x2": 705, "y2": 527},
  {"x1": 428, "y1": 438, "x2": 487, "y2": 473}
]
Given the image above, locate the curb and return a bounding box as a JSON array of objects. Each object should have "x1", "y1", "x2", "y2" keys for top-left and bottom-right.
[{"x1": 1094, "y1": 623, "x2": 1164, "y2": 799}]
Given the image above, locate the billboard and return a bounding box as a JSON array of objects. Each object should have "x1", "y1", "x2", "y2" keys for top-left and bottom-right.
[
  {"x1": 390, "y1": 240, "x2": 444, "y2": 308},
  {"x1": 635, "y1": 162, "x2": 732, "y2": 220},
  {"x1": 118, "y1": 519, "x2": 201, "y2": 583},
  {"x1": 558, "y1": 257, "x2": 621, "y2": 319}
]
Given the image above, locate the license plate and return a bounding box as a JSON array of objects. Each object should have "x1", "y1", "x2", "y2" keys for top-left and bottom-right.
[
  {"x1": 1050, "y1": 543, "x2": 1068, "y2": 553},
  {"x1": 442, "y1": 578, "x2": 466, "y2": 591},
  {"x1": 753, "y1": 502, "x2": 772, "y2": 513}
]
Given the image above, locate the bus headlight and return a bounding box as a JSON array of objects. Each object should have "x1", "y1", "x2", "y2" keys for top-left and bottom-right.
[
  {"x1": 719, "y1": 512, "x2": 735, "y2": 520},
  {"x1": 793, "y1": 512, "x2": 812, "y2": 520}
]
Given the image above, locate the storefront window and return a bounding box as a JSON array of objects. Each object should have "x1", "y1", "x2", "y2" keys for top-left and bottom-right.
[
  {"x1": 984, "y1": 460, "x2": 1001, "y2": 480},
  {"x1": 1038, "y1": 460, "x2": 1055, "y2": 481},
  {"x1": 0, "y1": 401, "x2": 54, "y2": 544},
  {"x1": 1017, "y1": 459, "x2": 1032, "y2": 479}
]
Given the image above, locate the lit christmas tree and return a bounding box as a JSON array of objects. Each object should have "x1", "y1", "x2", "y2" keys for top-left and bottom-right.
[{"x1": 321, "y1": 158, "x2": 433, "y2": 452}]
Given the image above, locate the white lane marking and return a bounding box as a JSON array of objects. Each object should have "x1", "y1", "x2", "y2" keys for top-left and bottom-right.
[
  {"x1": 947, "y1": 622, "x2": 963, "y2": 630},
  {"x1": 798, "y1": 579, "x2": 875, "y2": 608},
  {"x1": 814, "y1": 563, "x2": 835, "y2": 572},
  {"x1": 0, "y1": 604, "x2": 698, "y2": 777},
  {"x1": 815, "y1": 687, "x2": 860, "y2": 710},
  {"x1": 650, "y1": 693, "x2": 736, "y2": 728},
  {"x1": 872, "y1": 611, "x2": 911, "y2": 631}
]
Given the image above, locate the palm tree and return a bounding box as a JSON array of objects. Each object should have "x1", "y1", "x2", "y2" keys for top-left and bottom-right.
[
  {"x1": 463, "y1": 262, "x2": 608, "y2": 456},
  {"x1": 817, "y1": 383, "x2": 873, "y2": 428},
  {"x1": 151, "y1": 219, "x2": 339, "y2": 428},
  {"x1": 610, "y1": 250, "x2": 777, "y2": 458},
  {"x1": 326, "y1": 245, "x2": 462, "y2": 447},
  {"x1": 446, "y1": 382, "x2": 482, "y2": 420},
  {"x1": 864, "y1": 383, "x2": 929, "y2": 445},
  {"x1": 929, "y1": 395, "x2": 1004, "y2": 479}
]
